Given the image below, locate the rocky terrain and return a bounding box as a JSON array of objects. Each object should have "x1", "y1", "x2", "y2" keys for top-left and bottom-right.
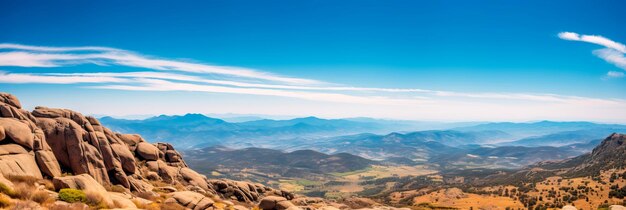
[
  {"x1": 377, "y1": 133, "x2": 626, "y2": 209},
  {"x1": 0, "y1": 92, "x2": 398, "y2": 210}
]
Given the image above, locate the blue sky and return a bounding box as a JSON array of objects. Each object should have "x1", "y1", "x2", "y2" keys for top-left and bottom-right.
[{"x1": 1, "y1": 0, "x2": 625, "y2": 122}]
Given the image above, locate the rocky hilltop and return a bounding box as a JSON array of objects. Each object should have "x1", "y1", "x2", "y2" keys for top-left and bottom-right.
[{"x1": 0, "y1": 93, "x2": 384, "y2": 210}]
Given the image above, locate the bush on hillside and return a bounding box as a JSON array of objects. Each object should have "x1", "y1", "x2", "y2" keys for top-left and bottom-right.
[{"x1": 58, "y1": 189, "x2": 87, "y2": 203}]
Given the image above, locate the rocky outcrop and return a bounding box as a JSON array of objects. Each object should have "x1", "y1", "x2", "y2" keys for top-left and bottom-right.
[
  {"x1": 0, "y1": 92, "x2": 300, "y2": 209},
  {"x1": 0, "y1": 94, "x2": 62, "y2": 180}
]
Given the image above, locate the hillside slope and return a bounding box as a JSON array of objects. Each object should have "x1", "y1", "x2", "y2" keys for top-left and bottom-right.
[{"x1": 184, "y1": 146, "x2": 375, "y2": 184}]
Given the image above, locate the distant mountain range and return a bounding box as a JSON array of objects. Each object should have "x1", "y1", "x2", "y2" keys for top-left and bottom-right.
[
  {"x1": 99, "y1": 114, "x2": 470, "y2": 148},
  {"x1": 101, "y1": 114, "x2": 626, "y2": 169},
  {"x1": 100, "y1": 114, "x2": 397, "y2": 148},
  {"x1": 453, "y1": 121, "x2": 626, "y2": 140},
  {"x1": 287, "y1": 130, "x2": 600, "y2": 169}
]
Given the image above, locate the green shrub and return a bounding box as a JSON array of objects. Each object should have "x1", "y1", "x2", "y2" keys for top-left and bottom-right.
[{"x1": 58, "y1": 188, "x2": 87, "y2": 203}]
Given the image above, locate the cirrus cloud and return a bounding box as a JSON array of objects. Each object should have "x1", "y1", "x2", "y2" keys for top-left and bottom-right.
[
  {"x1": 1, "y1": 43, "x2": 625, "y2": 122},
  {"x1": 558, "y1": 32, "x2": 626, "y2": 73}
]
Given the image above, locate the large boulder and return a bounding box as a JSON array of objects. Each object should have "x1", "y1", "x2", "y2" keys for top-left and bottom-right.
[
  {"x1": 108, "y1": 192, "x2": 137, "y2": 209},
  {"x1": 0, "y1": 144, "x2": 43, "y2": 179},
  {"x1": 0, "y1": 118, "x2": 34, "y2": 149},
  {"x1": 117, "y1": 134, "x2": 144, "y2": 152},
  {"x1": 136, "y1": 142, "x2": 160, "y2": 161},
  {"x1": 157, "y1": 143, "x2": 188, "y2": 167},
  {"x1": 165, "y1": 191, "x2": 214, "y2": 210},
  {"x1": 0, "y1": 93, "x2": 22, "y2": 109},
  {"x1": 110, "y1": 143, "x2": 136, "y2": 174},
  {"x1": 52, "y1": 174, "x2": 108, "y2": 193},
  {"x1": 180, "y1": 167, "x2": 209, "y2": 190},
  {"x1": 259, "y1": 196, "x2": 297, "y2": 210}
]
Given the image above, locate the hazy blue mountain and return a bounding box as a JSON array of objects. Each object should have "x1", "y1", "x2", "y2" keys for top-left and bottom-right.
[
  {"x1": 453, "y1": 121, "x2": 626, "y2": 139},
  {"x1": 239, "y1": 116, "x2": 378, "y2": 128},
  {"x1": 499, "y1": 129, "x2": 626, "y2": 147},
  {"x1": 99, "y1": 114, "x2": 428, "y2": 149},
  {"x1": 282, "y1": 130, "x2": 505, "y2": 162},
  {"x1": 100, "y1": 115, "x2": 619, "y2": 170}
]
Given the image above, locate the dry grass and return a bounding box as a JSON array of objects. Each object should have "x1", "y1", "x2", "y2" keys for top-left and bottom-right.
[
  {"x1": 39, "y1": 179, "x2": 55, "y2": 191},
  {"x1": 9, "y1": 200, "x2": 40, "y2": 209},
  {"x1": 30, "y1": 190, "x2": 54, "y2": 204},
  {"x1": 0, "y1": 194, "x2": 11, "y2": 208},
  {"x1": 84, "y1": 191, "x2": 109, "y2": 209},
  {"x1": 411, "y1": 188, "x2": 524, "y2": 209},
  {"x1": 11, "y1": 183, "x2": 33, "y2": 199},
  {"x1": 5, "y1": 175, "x2": 39, "y2": 186},
  {"x1": 48, "y1": 202, "x2": 90, "y2": 210},
  {"x1": 132, "y1": 199, "x2": 149, "y2": 209}
]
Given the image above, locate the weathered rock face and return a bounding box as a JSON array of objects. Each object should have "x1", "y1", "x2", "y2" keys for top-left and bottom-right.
[
  {"x1": 0, "y1": 94, "x2": 61, "y2": 179},
  {"x1": 0, "y1": 92, "x2": 296, "y2": 208}
]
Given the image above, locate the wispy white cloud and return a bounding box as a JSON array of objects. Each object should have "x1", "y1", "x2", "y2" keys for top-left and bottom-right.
[
  {"x1": 0, "y1": 45, "x2": 322, "y2": 85},
  {"x1": 1, "y1": 43, "x2": 626, "y2": 122},
  {"x1": 2, "y1": 70, "x2": 622, "y2": 107},
  {"x1": 559, "y1": 32, "x2": 626, "y2": 72},
  {"x1": 606, "y1": 71, "x2": 625, "y2": 78},
  {"x1": 47, "y1": 71, "x2": 432, "y2": 93},
  {"x1": 558, "y1": 32, "x2": 626, "y2": 53},
  {"x1": 0, "y1": 71, "x2": 131, "y2": 84},
  {"x1": 594, "y1": 48, "x2": 626, "y2": 70},
  {"x1": 0, "y1": 43, "x2": 123, "y2": 52},
  {"x1": 90, "y1": 78, "x2": 425, "y2": 105}
]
